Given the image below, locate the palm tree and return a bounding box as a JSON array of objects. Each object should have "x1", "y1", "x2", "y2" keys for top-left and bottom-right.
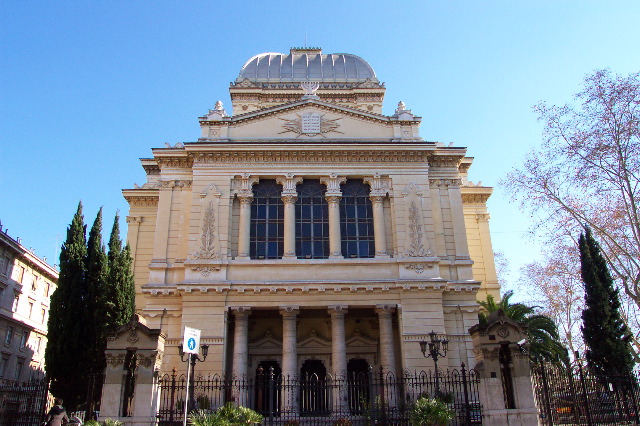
[{"x1": 478, "y1": 291, "x2": 568, "y2": 363}]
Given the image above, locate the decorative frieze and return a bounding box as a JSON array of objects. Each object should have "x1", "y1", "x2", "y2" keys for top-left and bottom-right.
[
  {"x1": 191, "y1": 150, "x2": 430, "y2": 165},
  {"x1": 461, "y1": 193, "x2": 491, "y2": 204}
]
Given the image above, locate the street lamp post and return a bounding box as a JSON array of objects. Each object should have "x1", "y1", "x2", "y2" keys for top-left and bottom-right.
[
  {"x1": 419, "y1": 330, "x2": 448, "y2": 397},
  {"x1": 179, "y1": 343, "x2": 209, "y2": 412}
]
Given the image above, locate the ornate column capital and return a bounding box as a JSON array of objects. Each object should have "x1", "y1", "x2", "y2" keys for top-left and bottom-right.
[
  {"x1": 126, "y1": 216, "x2": 143, "y2": 224},
  {"x1": 326, "y1": 195, "x2": 341, "y2": 204},
  {"x1": 237, "y1": 193, "x2": 254, "y2": 204},
  {"x1": 282, "y1": 194, "x2": 298, "y2": 204},
  {"x1": 369, "y1": 195, "x2": 385, "y2": 204},
  {"x1": 279, "y1": 306, "x2": 300, "y2": 318},
  {"x1": 320, "y1": 173, "x2": 346, "y2": 197},
  {"x1": 375, "y1": 304, "x2": 396, "y2": 316},
  {"x1": 231, "y1": 306, "x2": 251, "y2": 317},
  {"x1": 328, "y1": 305, "x2": 348, "y2": 317},
  {"x1": 364, "y1": 173, "x2": 392, "y2": 197},
  {"x1": 276, "y1": 174, "x2": 303, "y2": 195}
]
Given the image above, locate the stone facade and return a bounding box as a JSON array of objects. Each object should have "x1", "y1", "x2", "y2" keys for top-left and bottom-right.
[
  {"x1": 123, "y1": 48, "x2": 499, "y2": 390},
  {"x1": 0, "y1": 223, "x2": 58, "y2": 381}
]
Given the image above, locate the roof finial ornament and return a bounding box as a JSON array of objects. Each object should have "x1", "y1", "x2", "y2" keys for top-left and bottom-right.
[
  {"x1": 301, "y1": 81, "x2": 320, "y2": 100},
  {"x1": 214, "y1": 100, "x2": 224, "y2": 111},
  {"x1": 396, "y1": 101, "x2": 407, "y2": 114}
]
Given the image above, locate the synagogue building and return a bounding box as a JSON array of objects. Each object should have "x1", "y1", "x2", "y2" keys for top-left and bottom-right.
[{"x1": 123, "y1": 47, "x2": 499, "y2": 386}]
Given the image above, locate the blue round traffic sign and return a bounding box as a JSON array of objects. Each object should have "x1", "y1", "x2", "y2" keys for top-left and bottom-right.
[{"x1": 187, "y1": 337, "x2": 196, "y2": 350}]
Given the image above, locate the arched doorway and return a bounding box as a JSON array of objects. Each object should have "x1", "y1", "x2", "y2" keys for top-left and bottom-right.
[
  {"x1": 300, "y1": 359, "x2": 329, "y2": 416},
  {"x1": 347, "y1": 358, "x2": 370, "y2": 414},
  {"x1": 255, "y1": 361, "x2": 281, "y2": 416}
]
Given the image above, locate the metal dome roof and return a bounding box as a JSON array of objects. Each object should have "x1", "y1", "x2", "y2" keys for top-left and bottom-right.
[{"x1": 236, "y1": 48, "x2": 378, "y2": 83}]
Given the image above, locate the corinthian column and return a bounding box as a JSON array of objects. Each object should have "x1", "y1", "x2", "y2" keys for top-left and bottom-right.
[
  {"x1": 376, "y1": 304, "x2": 398, "y2": 408},
  {"x1": 277, "y1": 175, "x2": 302, "y2": 259},
  {"x1": 328, "y1": 305, "x2": 348, "y2": 414},
  {"x1": 370, "y1": 195, "x2": 389, "y2": 257},
  {"x1": 321, "y1": 174, "x2": 346, "y2": 259},
  {"x1": 236, "y1": 194, "x2": 253, "y2": 259},
  {"x1": 326, "y1": 195, "x2": 342, "y2": 259},
  {"x1": 280, "y1": 306, "x2": 299, "y2": 413},
  {"x1": 282, "y1": 194, "x2": 298, "y2": 258}
]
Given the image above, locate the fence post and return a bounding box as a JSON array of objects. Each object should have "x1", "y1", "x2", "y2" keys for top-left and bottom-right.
[
  {"x1": 268, "y1": 366, "x2": 274, "y2": 426},
  {"x1": 576, "y1": 357, "x2": 593, "y2": 426},
  {"x1": 461, "y1": 363, "x2": 471, "y2": 425},
  {"x1": 368, "y1": 366, "x2": 376, "y2": 424},
  {"x1": 169, "y1": 368, "x2": 177, "y2": 423},
  {"x1": 538, "y1": 362, "x2": 554, "y2": 426}
]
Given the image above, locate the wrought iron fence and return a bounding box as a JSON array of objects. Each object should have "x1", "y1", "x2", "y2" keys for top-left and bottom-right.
[
  {"x1": 0, "y1": 378, "x2": 50, "y2": 426},
  {"x1": 532, "y1": 361, "x2": 640, "y2": 425},
  {"x1": 157, "y1": 364, "x2": 482, "y2": 425}
]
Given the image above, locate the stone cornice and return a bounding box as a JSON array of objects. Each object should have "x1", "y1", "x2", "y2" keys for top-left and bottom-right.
[
  {"x1": 122, "y1": 189, "x2": 159, "y2": 207},
  {"x1": 461, "y1": 186, "x2": 493, "y2": 204},
  {"x1": 141, "y1": 279, "x2": 480, "y2": 296},
  {"x1": 206, "y1": 98, "x2": 414, "y2": 126}
]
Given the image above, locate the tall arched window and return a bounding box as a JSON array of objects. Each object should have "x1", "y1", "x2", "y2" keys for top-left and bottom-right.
[
  {"x1": 295, "y1": 180, "x2": 329, "y2": 259},
  {"x1": 340, "y1": 180, "x2": 375, "y2": 258},
  {"x1": 250, "y1": 180, "x2": 284, "y2": 259}
]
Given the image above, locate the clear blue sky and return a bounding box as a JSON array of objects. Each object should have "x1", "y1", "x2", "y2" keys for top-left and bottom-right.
[{"x1": 2, "y1": 1, "x2": 639, "y2": 287}]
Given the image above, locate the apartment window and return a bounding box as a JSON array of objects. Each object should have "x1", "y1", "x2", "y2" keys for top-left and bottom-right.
[
  {"x1": 14, "y1": 359, "x2": 23, "y2": 381},
  {"x1": 340, "y1": 180, "x2": 375, "y2": 258},
  {"x1": 44, "y1": 282, "x2": 51, "y2": 297},
  {"x1": 12, "y1": 294, "x2": 19, "y2": 312},
  {"x1": 41, "y1": 309, "x2": 47, "y2": 324},
  {"x1": 19, "y1": 331, "x2": 28, "y2": 350},
  {"x1": 0, "y1": 354, "x2": 9, "y2": 378},
  {"x1": 15, "y1": 266, "x2": 25, "y2": 283},
  {"x1": 0, "y1": 256, "x2": 8, "y2": 276},
  {"x1": 250, "y1": 180, "x2": 284, "y2": 259},
  {"x1": 5, "y1": 326, "x2": 14, "y2": 345},
  {"x1": 35, "y1": 337, "x2": 42, "y2": 354},
  {"x1": 295, "y1": 180, "x2": 329, "y2": 259},
  {"x1": 28, "y1": 302, "x2": 34, "y2": 318},
  {"x1": 31, "y1": 276, "x2": 38, "y2": 292}
]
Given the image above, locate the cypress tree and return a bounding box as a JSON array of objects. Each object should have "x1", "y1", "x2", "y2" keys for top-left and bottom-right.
[
  {"x1": 45, "y1": 202, "x2": 87, "y2": 411},
  {"x1": 106, "y1": 213, "x2": 135, "y2": 328},
  {"x1": 85, "y1": 208, "x2": 109, "y2": 377},
  {"x1": 579, "y1": 227, "x2": 635, "y2": 377}
]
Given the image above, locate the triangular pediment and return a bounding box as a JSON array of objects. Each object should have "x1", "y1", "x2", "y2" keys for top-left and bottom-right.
[{"x1": 200, "y1": 98, "x2": 421, "y2": 142}]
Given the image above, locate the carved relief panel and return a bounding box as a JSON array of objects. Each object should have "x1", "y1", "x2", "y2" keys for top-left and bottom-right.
[
  {"x1": 191, "y1": 183, "x2": 222, "y2": 260},
  {"x1": 401, "y1": 183, "x2": 432, "y2": 257}
]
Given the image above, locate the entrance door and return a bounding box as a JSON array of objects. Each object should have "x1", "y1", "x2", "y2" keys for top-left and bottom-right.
[
  {"x1": 300, "y1": 360, "x2": 329, "y2": 416},
  {"x1": 255, "y1": 361, "x2": 281, "y2": 416},
  {"x1": 347, "y1": 358, "x2": 370, "y2": 414}
]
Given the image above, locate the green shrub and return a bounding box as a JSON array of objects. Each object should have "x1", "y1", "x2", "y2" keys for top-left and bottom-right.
[
  {"x1": 83, "y1": 421, "x2": 100, "y2": 426},
  {"x1": 409, "y1": 397, "x2": 454, "y2": 426},
  {"x1": 188, "y1": 403, "x2": 263, "y2": 426}
]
